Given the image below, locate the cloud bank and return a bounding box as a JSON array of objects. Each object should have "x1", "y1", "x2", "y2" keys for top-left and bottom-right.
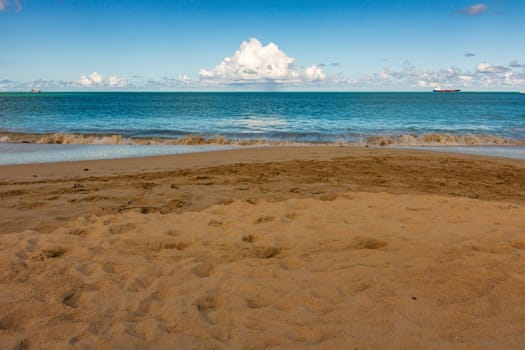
[
  {"x1": 78, "y1": 72, "x2": 128, "y2": 88},
  {"x1": 364, "y1": 60, "x2": 525, "y2": 90},
  {"x1": 198, "y1": 38, "x2": 326, "y2": 85},
  {"x1": 1, "y1": 38, "x2": 524, "y2": 91},
  {"x1": 0, "y1": 72, "x2": 129, "y2": 91}
]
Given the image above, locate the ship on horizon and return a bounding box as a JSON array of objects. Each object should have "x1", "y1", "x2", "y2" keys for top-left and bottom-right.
[{"x1": 433, "y1": 88, "x2": 461, "y2": 93}]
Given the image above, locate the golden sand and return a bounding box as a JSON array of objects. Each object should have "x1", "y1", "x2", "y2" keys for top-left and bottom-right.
[{"x1": 1, "y1": 146, "x2": 524, "y2": 349}]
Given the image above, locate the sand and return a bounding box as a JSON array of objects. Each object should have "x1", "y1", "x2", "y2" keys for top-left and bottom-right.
[{"x1": 1, "y1": 146, "x2": 524, "y2": 349}]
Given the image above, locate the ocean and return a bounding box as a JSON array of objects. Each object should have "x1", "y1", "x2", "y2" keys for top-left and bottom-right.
[{"x1": 1, "y1": 92, "x2": 524, "y2": 163}]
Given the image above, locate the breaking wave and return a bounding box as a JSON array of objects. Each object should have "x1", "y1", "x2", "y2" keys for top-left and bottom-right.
[
  {"x1": 362, "y1": 133, "x2": 525, "y2": 146},
  {"x1": 1, "y1": 132, "x2": 524, "y2": 147}
]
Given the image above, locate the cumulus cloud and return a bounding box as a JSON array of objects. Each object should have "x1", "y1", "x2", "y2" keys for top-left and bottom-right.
[
  {"x1": 77, "y1": 72, "x2": 128, "y2": 88},
  {"x1": 456, "y1": 3, "x2": 488, "y2": 16},
  {"x1": 108, "y1": 75, "x2": 128, "y2": 88},
  {"x1": 199, "y1": 38, "x2": 327, "y2": 85},
  {"x1": 79, "y1": 72, "x2": 103, "y2": 86}
]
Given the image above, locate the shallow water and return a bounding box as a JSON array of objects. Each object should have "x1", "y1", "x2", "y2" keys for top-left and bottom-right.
[
  {"x1": 0, "y1": 143, "x2": 240, "y2": 165},
  {"x1": 1, "y1": 143, "x2": 524, "y2": 165}
]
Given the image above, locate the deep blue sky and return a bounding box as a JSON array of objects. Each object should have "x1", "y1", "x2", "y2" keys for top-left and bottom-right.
[{"x1": 1, "y1": 0, "x2": 524, "y2": 90}]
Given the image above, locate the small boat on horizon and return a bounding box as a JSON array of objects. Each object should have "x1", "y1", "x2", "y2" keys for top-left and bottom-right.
[
  {"x1": 30, "y1": 89, "x2": 41, "y2": 93},
  {"x1": 433, "y1": 89, "x2": 461, "y2": 93}
]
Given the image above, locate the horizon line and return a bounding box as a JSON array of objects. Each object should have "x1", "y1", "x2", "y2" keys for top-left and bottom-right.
[{"x1": 1, "y1": 90, "x2": 522, "y2": 93}]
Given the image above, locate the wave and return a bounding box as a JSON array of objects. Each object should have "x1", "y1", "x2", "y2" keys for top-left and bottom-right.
[
  {"x1": 362, "y1": 133, "x2": 525, "y2": 146},
  {"x1": 0, "y1": 133, "x2": 279, "y2": 146},
  {"x1": 1, "y1": 132, "x2": 524, "y2": 147}
]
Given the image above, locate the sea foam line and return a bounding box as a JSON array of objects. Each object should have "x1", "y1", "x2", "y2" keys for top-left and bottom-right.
[{"x1": 1, "y1": 132, "x2": 524, "y2": 147}]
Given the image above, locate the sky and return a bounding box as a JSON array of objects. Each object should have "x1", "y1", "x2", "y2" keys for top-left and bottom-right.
[{"x1": 0, "y1": 0, "x2": 524, "y2": 91}]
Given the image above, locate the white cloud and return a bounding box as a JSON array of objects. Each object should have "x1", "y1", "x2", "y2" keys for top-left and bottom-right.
[
  {"x1": 78, "y1": 72, "x2": 128, "y2": 88},
  {"x1": 378, "y1": 68, "x2": 391, "y2": 80},
  {"x1": 457, "y1": 3, "x2": 488, "y2": 16},
  {"x1": 108, "y1": 75, "x2": 128, "y2": 87},
  {"x1": 365, "y1": 60, "x2": 524, "y2": 90},
  {"x1": 199, "y1": 38, "x2": 327, "y2": 84},
  {"x1": 89, "y1": 71, "x2": 103, "y2": 84},
  {"x1": 504, "y1": 71, "x2": 525, "y2": 86},
  {"x1": 304, "y1": 65, "x2": 326, "y2": 81},
  {"x1": 3, "y1": 59, "x2": 525, "y2": 92},
  {"x1": 477, "y1": 62, "x2": 509, "y2": 74},
  {"x1": 178, "y1": 74, "x2": 192, "y2": 84},
  {"x1": 78, "y1": 72, "x2": 102, "y2": 87},
  {"x1": 0, "y1": 0, "x2": 22, "y2": 12}
]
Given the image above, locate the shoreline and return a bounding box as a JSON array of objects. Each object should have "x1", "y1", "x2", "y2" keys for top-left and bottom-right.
[
  {"x1": 2, "y1": 142, "x2": 525, "y2": 168},
  {"x1": 2, "y1": 130, "x2": 524, "y2": 147},
  {"x1": 2, "y1": 145, "x2": 525, "y2": 182}
]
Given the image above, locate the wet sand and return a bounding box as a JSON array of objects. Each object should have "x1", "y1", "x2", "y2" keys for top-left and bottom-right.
[{"x1": 1, "y1": 146, "x2": 524, "y2": 349}]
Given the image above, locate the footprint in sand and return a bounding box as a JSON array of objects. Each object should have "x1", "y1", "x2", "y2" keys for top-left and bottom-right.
[
  {"x1": 351, "y1": 237, "x2": 387, "y2": 250},
  {"x1": 191, "y1": 262, "x2": 214, "y2": 278},
  {"x1": 248, "y1": 246, "x2": 281, "y2": 259},
  {"x1": 62, "y1": 289, "x2": 81, "y2": 308},
  {"x1": 147, "y1": 241, "x2": 190, "y2": 252},
  {"x1": 208, "y1": 219, "x2": 223, "y2": 227},
  {"x1": 245, "y1": 296, "x2": 267, "y2": 309},
  {"x1": 285, "y1": 211, "x2": 298, "y2": 219},
  {"x1": 255, "y1": 216, "x2": 275, "y2": 224},
  {"x1": 194, "y1": 295, "x2": 218, "y2": 311},
  {"x1": 33, "y1": 247, "x2": 68, "y2": 261},
  {"x1": 66, "y1": 228, "x2": 86, "y2": 236},
  {"x1": 194, "y1": 294, "x2": 219, "y2": 324},
  {"x1": 108, "y1": 223, "x2": 137, "y2": 235},
  {"x1": 242, "y1": 234, "x2": 255, "y2": 243}
]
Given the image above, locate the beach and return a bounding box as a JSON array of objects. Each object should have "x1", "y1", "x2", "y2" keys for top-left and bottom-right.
[{"x1": 1, "y1": 146, "x2": 524, "y2": 349}]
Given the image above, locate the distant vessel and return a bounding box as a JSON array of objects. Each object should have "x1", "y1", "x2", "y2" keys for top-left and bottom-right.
[
  {"x1": 433, "y1": 89, "x2": 461, "y2": 93},
  {"x1": 30, "y1": 89, "x2": 41, "y2": 93}
]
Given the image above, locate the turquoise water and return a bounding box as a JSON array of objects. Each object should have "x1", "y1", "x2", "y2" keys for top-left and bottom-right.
[
  {"x1": 1, "y1": 92, "x2": 524, "y2": 142},
  {"x1": 1, "y1": 92, "x2": 524, "y2": 163}
]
